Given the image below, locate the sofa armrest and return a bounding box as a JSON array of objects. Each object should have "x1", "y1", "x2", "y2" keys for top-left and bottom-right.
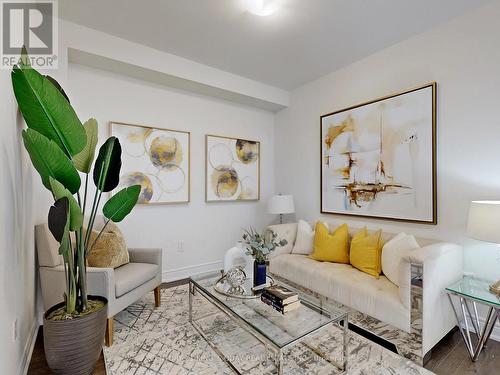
[
  {"x1": 128, "y1": 248, "x2": 162, "y2": 267},
  {"x1": 86, "y1": 267, "x2": 115, "y2": 305},
  {"x1": 405, "y1": 242, "x2": 462, "y2": 265},
  {"x1": 405, "y1": 242, "x2": 463, "y2": 355}
]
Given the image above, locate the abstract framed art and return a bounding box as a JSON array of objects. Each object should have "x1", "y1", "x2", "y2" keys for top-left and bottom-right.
[
  {"x1": 110, "y1": 121, "x2": 190, "y2": 204},
  {"x1": 320, "y1": 83, "x2": 437, "y2": 224},
  {"x1": 205, "y1": 135, "x2": 260, "y2": 202}
]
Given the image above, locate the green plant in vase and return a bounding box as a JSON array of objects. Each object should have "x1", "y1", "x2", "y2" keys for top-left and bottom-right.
[
  {"x1": 11, "y1": 49, "x2": 141, "y2": 374},
  {"x1": 242, "y1": 227, "x2": 287, "y2": 286}
]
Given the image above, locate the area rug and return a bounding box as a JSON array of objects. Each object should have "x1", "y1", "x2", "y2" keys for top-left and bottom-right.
[{"x1": 103, "y1": 285, "x2": 433, "y2": 374}]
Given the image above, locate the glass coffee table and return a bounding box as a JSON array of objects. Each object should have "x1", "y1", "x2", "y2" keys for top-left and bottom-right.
[
  {"x1": 189, "y1": 272, "x2": 348, "y2": 374},
  {"x1": 445, "y1": 276, "x2": 500, "y2": 361}
]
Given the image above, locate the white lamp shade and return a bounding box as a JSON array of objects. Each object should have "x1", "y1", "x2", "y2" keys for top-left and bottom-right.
[
  {"x1": 268, "y1": 195, "x2": 295, "y2": 215},
  {"x1": 466, "y1": 201, "x2": 500, "y2": 243}
]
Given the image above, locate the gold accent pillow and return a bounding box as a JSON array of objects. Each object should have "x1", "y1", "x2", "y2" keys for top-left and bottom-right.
[
  {"x1": 87, "y1": 222, "x2": 129, "y2": 269},
  {"x1": 310, "y1": 222, "x2": 349, "y2": 263},
  {"x1": 350, "y1": 228, "x2": 383, "y2": 277}
]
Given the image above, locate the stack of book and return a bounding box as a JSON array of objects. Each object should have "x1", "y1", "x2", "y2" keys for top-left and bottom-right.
[{"x1": 261, "y1": 285, "x2": 301, "y2": 314}]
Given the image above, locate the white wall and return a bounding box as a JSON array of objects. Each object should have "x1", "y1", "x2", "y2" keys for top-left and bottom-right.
[
  {"x1": 0, "y1": 72, "x2": 38, "y2": 373},
  {"x1": 67, "y1": 63, "x2": 276, "y2": 280},
  {"x1": 275, "y1": 1, "x2": 500, "y2": 337}
]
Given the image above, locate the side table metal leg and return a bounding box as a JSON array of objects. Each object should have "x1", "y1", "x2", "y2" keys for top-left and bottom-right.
[
  {"x1": 464, "y1": 300, "x2": 480, "y2": 338},
  {"x1": 447, "y1": 294, "x2": 474, "y2": 359},
  {"x1": 459, "y1": 297, "x2": 474, "y2": 356},
  {"x1": 472, "y1": 301, "x2": 481, "y2": 338},
  {"x1": 472, "y1": 307, "x2": 497, "y2": 361}
]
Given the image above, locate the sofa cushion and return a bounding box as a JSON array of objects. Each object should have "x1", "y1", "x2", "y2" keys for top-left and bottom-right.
[
  {"x1": 350, "y1": 228, "x2": 383, "y2": 277},
  {"x1": 269, "y1": 254, "x2": 410, "y2": 332},
  {"x1": 267, "y1": 223, "x2": 297, "y2": 257},
  {"x1": 311, "y1": 223, "x2": 349, "y2": 263},
  {"x1": 114, "y1": 263, "x2": 158, "y2": 298},
  {"x1": 292, "y1": 220, "x2": 327, "y2": 255}
]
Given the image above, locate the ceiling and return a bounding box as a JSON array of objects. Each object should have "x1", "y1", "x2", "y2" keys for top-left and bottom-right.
[{"x1": 59, "y1": 0, "x2": 492, "y2": 90}]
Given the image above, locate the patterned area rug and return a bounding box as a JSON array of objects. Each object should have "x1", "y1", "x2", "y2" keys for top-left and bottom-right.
[{"x1": 104, "y1": 285, "x2": 433, "y2": 374}]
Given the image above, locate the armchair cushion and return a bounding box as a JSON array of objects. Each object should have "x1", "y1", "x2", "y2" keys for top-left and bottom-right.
[
  {"x1": 114, "y1": 263, "x2": 159, "y2": 298},
  {"x1": 35, "y1": 224, "x2": 63, "y2": 267}
]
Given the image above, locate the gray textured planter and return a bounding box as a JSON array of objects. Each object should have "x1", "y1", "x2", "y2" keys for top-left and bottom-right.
[{"x1": 43, "y1": 296, "x2": 107, "y2": 375}]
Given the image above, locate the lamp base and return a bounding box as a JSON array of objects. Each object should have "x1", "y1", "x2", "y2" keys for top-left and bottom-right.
[{"x1": 489, "y1": 280, "x2": 500, "y2": 296}]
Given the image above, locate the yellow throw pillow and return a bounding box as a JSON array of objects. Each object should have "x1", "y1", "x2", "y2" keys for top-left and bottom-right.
[
  {"x1": 350, "y1": 228, "x2": 383, "y2": 277},
  {"x1": 310, "y1": 222, "x2": 349, "y2": 263}
]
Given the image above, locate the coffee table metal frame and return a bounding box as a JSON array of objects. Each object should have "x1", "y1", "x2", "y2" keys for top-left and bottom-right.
[{"x1": 188, "y1": 277, "x2": 348, "y2": 375}]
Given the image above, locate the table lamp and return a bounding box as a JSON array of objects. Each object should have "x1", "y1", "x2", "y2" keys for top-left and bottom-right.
[
  {"x1": 268, "y1": 194, "x2": 295, "y2": 224},
  {"x1": 466, "y1": 201, "x2": 500, "y2": 294}
]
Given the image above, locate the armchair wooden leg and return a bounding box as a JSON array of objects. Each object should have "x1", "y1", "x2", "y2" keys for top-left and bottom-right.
[
  {"x1": 154, "y1": 286, "x2": 161, "y2": 308},
  {"x1": 105, "y1": 317, "x2": 114, "y2": 347}
]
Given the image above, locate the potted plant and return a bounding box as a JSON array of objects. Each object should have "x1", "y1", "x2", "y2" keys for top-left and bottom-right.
[
  {"x1": 242, "y1": 227, "x2": 287, "y2": 286},
  {"x1": 11, "y1": 50, "x2": 141, "y2": 375}
]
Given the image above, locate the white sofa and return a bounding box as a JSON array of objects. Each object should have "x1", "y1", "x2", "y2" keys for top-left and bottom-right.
[{"x1": 267, "y1": 222, "x2": 463, "y2": 363}]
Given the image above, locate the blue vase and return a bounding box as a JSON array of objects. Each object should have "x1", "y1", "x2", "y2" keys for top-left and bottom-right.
[{"x1": 253, "y1": 261, "x2": 266, "y2": 286}]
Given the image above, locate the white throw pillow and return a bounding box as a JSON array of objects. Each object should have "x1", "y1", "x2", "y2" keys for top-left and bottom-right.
[
  {"x1": 292, "y1": 220, "x2": 327, "y2": 255},
  {"x1": 381, "y1": 233, "x2": 420, "y2": 287},
  {"x1": 267, "y1": 223, "x2": 297, "y2": 258}
]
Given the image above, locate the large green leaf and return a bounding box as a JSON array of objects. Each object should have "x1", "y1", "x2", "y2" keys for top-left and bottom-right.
[
  {"x1": 22, "y1": 129, "x2": 81, "y2": 194},
  {"x1": 11, "y1": 60, "x2": 86, "y2": 157},
  {"x1": 103, "y1": 185, "x2": 140, "y2": 222},
  {"x1": 49, "y1": 177, "x2": 83, "y2": 231},
  {"x1": 48, "y1": 197, "x2": 72, "y2": 257},
  {"x1": 73, "y1": 118, "x2": 98, "y2": 173},
  {"x1": 45, "y1": 75, "x2": 70, "y2": 103},
  {"x1": 93, "y1": 137, "x2": 122, "y2": 192},
  {"x1": 48, "y1": 197, "x2": 69, "y2": 242}
]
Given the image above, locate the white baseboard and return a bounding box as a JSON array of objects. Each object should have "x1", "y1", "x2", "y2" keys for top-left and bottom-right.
[
  {"x1": 162, "y1": 261, "x2": 223, "y2": 282},
  {"x1": 18, "y1": 322, "x2": 39, "y2": 375}
]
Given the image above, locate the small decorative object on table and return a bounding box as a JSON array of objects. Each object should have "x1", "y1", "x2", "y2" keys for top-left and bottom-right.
[
  {"x1": 242, "y1": 227, "x2": 287, "y2": 286},
  {"x1": 490, "y1": 280, "x2": 500, "y2": 296},
  {"x1": 261, "y1": 284, "x2": 301, "y2": 314},
  {"x1": 225, "y1": 266, "x2": 246, "y2": 294}
]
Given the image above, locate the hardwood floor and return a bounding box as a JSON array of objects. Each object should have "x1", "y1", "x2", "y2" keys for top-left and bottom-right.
[
  {"x1": 425, "y1": 328, "x2": 500, "y2": 375},
  {"x1": 28, "y1": 281, "x2": 499, "y2": 374}
]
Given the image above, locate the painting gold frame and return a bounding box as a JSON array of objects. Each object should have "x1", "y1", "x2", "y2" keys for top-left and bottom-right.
[
  {"x1": 320, "y1": 82, "x2": 437, "y2": 224},
  {"x1": 109, "y1": 121, "x2": 191, "y2": 205},
  {"x1": 205, "y1": 134, "x2": 261, "y2": 202}
]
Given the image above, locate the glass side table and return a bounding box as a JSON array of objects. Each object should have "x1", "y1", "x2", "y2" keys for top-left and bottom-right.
[{"x1": 445, "y1": 276, "x2": 500, "y2": 361}]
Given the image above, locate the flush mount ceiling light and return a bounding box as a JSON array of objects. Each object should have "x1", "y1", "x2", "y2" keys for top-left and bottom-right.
[{"x1": 247, "y1": 0, "x2": 281, "y2": 17}]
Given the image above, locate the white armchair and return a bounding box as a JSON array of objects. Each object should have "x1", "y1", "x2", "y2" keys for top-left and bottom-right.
[{"x1": 35, "y1": 224, "x2": 163, "y2": 346}]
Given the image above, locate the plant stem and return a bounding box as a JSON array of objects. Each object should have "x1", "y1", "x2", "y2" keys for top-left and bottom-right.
[
  {"x1": 82, "y1": 174, "x2": 88, "y2": 216},
  {"x1": 84, "y1": 187, "x2": 100, "y2": 250},
  {"x1": 65, "y1": 234, "x2": 77, "y2": 314}
]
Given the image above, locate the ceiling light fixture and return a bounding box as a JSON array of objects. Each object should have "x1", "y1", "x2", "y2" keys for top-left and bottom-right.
[{"x1": 247, "y1": 0, "x2": 280, "y2": 17}]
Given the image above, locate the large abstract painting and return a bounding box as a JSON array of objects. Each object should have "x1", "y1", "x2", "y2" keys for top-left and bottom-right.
[
  {"x1": 110, "y1": 122, "x2": 190, "y2": 204},
  {"x1": 320, "y1": 83, "x2": 436, "y2": 223},
  {"x1": 206, "y1": 135, "x2": 260, "y2": 202}
]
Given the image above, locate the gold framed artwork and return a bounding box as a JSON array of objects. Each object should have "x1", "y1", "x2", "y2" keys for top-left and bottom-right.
[
  {"x1": 320, "y1": 83, "x2": 437, "y2": 224},
  {"x1": 110, "y1": 121, "x2": 190, "y2": 204},
  {"x1": 205, "y1": 134, "x2": 260, "y2": 202}
]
